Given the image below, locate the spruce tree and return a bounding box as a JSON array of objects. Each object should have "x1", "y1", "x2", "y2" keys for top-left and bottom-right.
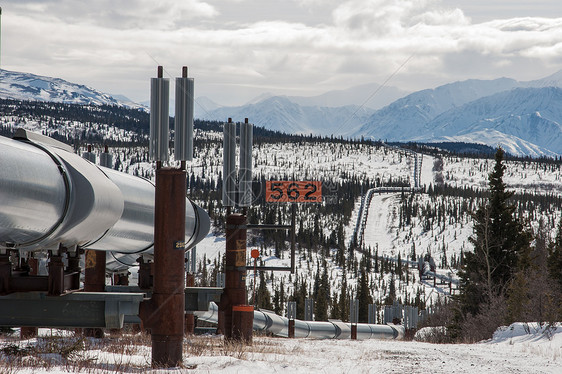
[
  {"x1": 548, "y1": 218, "x2": 562, "y2": 289},
  {"x1": 458, "y1": 148, "x2": 531, "y2": 318},
  {"x1": 357, "y1": 267, "x2": 373, "y2": 322},
  {"x1": 256, "y1": 271, "x2": 273, "y2": 310}
]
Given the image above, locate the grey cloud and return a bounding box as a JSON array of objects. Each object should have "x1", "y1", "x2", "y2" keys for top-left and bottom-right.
[{"x1": 2, "y1": 0, "x2": 562, "y2": 105}]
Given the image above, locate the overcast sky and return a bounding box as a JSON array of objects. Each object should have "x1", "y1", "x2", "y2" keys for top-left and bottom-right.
[{"x1": 1, "y1": 0, "x2": 562, "y2": 106}]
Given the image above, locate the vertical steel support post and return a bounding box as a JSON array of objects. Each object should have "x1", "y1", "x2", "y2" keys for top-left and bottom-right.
[
  {"x1": 47, "y1": 251, "x2": 64, "y2": 296},
  {"x1": 84, "y1": 250, "x2": 106, "y2": 292},
  {"x1": 20, "y1": 256, "x2": 38, "y2": 339},
  {"x1": 149, "y1": 167, "x2": 186, "y2": 367},
  {"x1": 84, "y1": 249, "x2": 107, "y2": 338},
  {"x1": 287, "y1": 301, "x2": 296, "y2": 338},
  {"x1": 218, "y1": 213, "x2": 251, "y2": 341},
  {"x1": 350, "y1": 298, "x2": 358, "y2": 340}
]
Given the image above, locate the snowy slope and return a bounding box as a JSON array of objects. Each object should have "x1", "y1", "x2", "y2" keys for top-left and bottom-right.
[
  {"x1": 415, "y1": 87, "x2": 562, "y2": 156},
  {"x1": 351, "y1": 78, "x2": 521, "y2": 141},
  {"x1": 0, "y1": 69, "x2": 144, "y2": 110}
]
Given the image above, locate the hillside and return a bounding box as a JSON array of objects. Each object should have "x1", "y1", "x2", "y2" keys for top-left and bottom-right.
[
  {"x1": 2, "y1": 99, "x2": 562, "y2": 321},
  {"x1": 3, "y1": 68, "x2": 562, "y2": 157}
]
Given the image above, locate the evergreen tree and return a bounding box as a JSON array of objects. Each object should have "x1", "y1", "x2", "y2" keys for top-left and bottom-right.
[
  {"x1": 357, "y1": 266, "x2": 373, "y2": 322},
  {"x1": 339, "y1": 269, "x2": 349, "y2": 321},
  {"x1": 255, "y1": 271, "x2": 273, "y2": 310},
  {"x1": 548, "y1": 218, "x2": 562, "y2": 289},
  {"x1": 457, "y1": 148, "x2": 531, "y2": 325},
  {"x1": 314, "y1": 265, "x2": 330, "y2": 321}
]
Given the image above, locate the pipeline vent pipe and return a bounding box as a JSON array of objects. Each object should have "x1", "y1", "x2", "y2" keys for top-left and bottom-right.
[
  {"x1": 222, "y1": 118, "x2": 236, "y2": 207},
  {"x1": 174, "y1": 66, "x2": 194, "y2": 162}
]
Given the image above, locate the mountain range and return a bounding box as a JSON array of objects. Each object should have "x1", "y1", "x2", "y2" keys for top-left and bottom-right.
[
  {"x1": 1, "y1": 68, "x2": 562, "y2": 156},
  {"x1": 0, "y1": 69, "x2": 143, "y2": 110},
  {"x1": 198, "y1": 71, "x2": 562, "y2": 156}
]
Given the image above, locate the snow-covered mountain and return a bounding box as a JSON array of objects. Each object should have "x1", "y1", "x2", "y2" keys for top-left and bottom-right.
[
  {"x1": 284, "y1": 83, "x2": 408, "y2": 109},
  {"x1": 350, "y1": 78, "x2": 522, "y2": 140},
  {"x1": 195, "y1": 84, "x2": 407, "y2": 134},
  {"x1": 412, "y1": 87, "x2": 562, "y2": 156},
  {"x1": 352, "y1": 73, "x2": 562, "y2": 156},
  {"x1": 198, "y1": 96, "x2": 375, "y2": 135},
  {"x1": 4, "y1": 66, "x2": 562, "y2": 156},
  {"x1": 0, "y1": 69, "x2": 144, "y2": 110}
]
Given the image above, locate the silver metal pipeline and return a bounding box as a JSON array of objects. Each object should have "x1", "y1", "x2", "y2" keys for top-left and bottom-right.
[
  {"x1": 195, "y1": 302, "x2": 404, "y2": 340},
  {"x1": 0, "y1": 130, "x2": 210, "y2": 271}
]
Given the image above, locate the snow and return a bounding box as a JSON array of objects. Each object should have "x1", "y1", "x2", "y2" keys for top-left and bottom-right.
[
  {"x1": 2, "y1": 324, "x2": 561, "y2": 373},
  {"x1": 420, "y1": 154, "x2": 435, "y2": 187},
  {"x1": 363, "y1": 194, "x2": 401, "y2": 253}
]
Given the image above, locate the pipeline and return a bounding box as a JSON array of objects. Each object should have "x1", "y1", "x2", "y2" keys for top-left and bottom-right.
[
  {"x1": 0, "y1": 130, "x2": 210, "y2": 271},
  {"x1": 195, "y1": 302, "x2": 404, "y2": 340}
]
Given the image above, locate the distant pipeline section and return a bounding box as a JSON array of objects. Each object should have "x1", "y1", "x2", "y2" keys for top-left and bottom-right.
[
  {"x1": 196, "y1": 302, "x2": 404, "y2": 340},
  {"x1": 0, "y1": 129, "x2": 210, "y2": 271}
]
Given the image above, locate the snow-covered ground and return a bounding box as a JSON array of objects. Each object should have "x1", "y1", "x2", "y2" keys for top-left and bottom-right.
[{"x1": 1, "y1": 323, "x2": 560, "y2": 373}]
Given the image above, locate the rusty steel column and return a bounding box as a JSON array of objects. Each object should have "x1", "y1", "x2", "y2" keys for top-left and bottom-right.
[
  {"x1": 84, "y1": 250, "x2": 106, "y2": 292},
  {"x1": 48, "y1": 252, "x2": 64, "y2": 296},
  {"x1": 84, "y1": 249, "x2": 107, "y2": 338},
  {"x1": 146, "y1": 167, "x2": 186, "y2": 368},
  {"x1": 20, "y1": 256, "x2": 39, "y2": 339},
  {"x1": 288, "y1": 319, "x2": 295, "y2": 338},
  {"x1": 218, "y1": 213, "x2": 250, "y2": 341},
  {"x1": 351, "y1": 324, "x2": 358, "y2": 340}
]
